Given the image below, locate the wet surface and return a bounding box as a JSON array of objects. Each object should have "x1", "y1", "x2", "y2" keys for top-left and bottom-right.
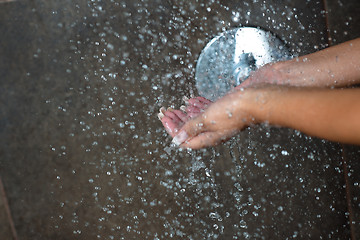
[
  {"x1": 326, "y1": 0, "x2": 360, "y2": 45},
  {"x1": 342, "y1": 145, "x2": 360, "y2": 239},
  {"x1": 326, "y1": 1, "x2": 360, "y2": 239},
  {"x1": 0, "y1": 0, "x2": 358, "y2": 239},
  {"x1": 195, "y1": 27, "x2": 291, "y2": 101}
]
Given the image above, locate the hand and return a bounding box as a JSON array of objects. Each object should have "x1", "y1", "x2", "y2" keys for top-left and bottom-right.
[
  {"x1": 236, "y1": 63, "x2": 286, "y2": 89},
  {"x1": 239, "y1": 38, "x2": 360, "y2": 88},
  {"x1": 158, "y1": 96, "x2": 212, "y2": 138},
  {"x1": 171, "y1": 90, "x2": 255, "y2": 149}
]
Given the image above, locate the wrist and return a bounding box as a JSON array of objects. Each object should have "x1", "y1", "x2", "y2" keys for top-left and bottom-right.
[
  {"x1": 246, "y1": 61, "x2": 290, "y2": 87},
  {"x1": 270, "y1": 60, "x2": 298, "y2": 85},
  {"x1": 240, "y1": 86, "x2": 285, "y2": 126},
  {"x1": 238, "y1": 87, "x2": 270, "y2": 125}
]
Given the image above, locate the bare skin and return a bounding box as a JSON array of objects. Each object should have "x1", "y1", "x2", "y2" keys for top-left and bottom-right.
[
  {"x1": 159, "y1": 38, "x2": 360, "y2": 149},
  {"x1": 239, "y1": 38, "x2": 360, "y2": 88},
  {"x1": 158, "y1": 96, "x2": 211, "y2": 137}
]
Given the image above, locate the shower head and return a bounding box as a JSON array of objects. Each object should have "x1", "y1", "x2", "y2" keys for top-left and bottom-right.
[{"x1": 195, "y1": 27, "x2": 291, "y2": 101}]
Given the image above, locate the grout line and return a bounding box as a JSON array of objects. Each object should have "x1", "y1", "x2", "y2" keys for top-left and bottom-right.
[
  {"x1": 322, "y1": 0, "x2": 333, "y2": 47},
  {"x1": 0, "y1": 177, "x2": 18, "y2": 240}
]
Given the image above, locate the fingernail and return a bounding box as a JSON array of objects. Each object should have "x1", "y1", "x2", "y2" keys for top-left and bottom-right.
[
  {"x1": 159, "y1": 107, "x2": 166, "y2": 114},
  {"x1": 172, "y1": 130, "x2": 189, "y2": 146},
  {"x1": 158, "y1": 112, "x2": 164, "y2": 120},
  {"x1": 167, "y1": 107, "x2": 173, "y2": 112},
  {"x1": 180, "y1": 105, "x2": 186, "y2": 112}
]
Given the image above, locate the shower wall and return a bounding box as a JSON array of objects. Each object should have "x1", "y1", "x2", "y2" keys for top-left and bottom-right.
[
  {"x1": 326, "y1": 0, "x2": 360, "y2": 238},
  {"x1": 0, "y1": 0, "x2": 359, "y2": 239}
]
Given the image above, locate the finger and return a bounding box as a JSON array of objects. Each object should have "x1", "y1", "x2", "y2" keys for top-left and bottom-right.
[
  {"x1": 160, "y1": 116, "x2": 181, "y2": 137},
  {"x1": 180, "y1": 130, "x2": 235, "y2": 149},
  {"x1": 171, "y1": 115, "x2": 206, "y2": 146},
  {"x1": 182, "y1": 96, "x2": 190, "y2": 105},
  {"x1": 172, "y1": 109, "x2": 189, "y2": 122},
  {"x1": 196, "y1": 96, "x2": 212, "y2": 105},
  {"x1": 164, "y1": 109, "x2": 182, "y2": 123},
  {"x1": 188, "y1": 98, "x2": 206, "y2": 109},
  {"x1": 186, "y1": 105, "x2": 201, "y2": 114}
]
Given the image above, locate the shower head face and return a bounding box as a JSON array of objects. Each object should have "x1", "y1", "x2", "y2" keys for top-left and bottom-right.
[{"x1": 195, "y1": 27, "x2": 291, "y2": 101}]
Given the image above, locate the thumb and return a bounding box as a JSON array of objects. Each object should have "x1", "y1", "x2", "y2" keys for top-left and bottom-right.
[{"x1": 171, "y1": 115, "x2": 207, "y2": 146}]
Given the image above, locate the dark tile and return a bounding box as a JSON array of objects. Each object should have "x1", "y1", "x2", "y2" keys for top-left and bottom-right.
[
  {"x1": 217, "y1": 128, "x2": 349, "y2": 238},
  {"x1": 0, "y1": 0, "x2": 351, "y2": 239},
  {"x1": 325, "y1": 0, "x2": 360, "y2": 43}
]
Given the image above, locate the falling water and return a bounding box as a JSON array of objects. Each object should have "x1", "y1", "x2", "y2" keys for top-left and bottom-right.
[{"x1": 0, "y1": 0, "x2": 358, "y2": 239}]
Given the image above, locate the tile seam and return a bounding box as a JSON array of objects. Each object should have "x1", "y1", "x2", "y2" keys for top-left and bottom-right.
[{"x1": 0, "y1": 177, "x2": 18, "y2": 240}]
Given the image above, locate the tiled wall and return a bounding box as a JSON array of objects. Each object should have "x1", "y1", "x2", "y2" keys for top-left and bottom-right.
[{"x1": 0, "y1": 0, "x2": 359, "y2": 239}]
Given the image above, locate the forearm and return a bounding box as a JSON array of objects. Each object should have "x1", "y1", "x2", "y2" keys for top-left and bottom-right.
[
  {"x1": 272, "y1": 38, "x2": 360, "y2": 87},
  {"x1": 244, "y1": 86, "x2": 360, "y2": 144}
]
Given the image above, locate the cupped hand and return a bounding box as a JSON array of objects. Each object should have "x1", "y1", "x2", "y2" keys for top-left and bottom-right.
[
  {"x1": 158, "y1": 62, "x2": 281, "y2": 149},
  {"x1": 171, "y1": 90, "x2": 255, "y2": 149},
  {"x1": 158, "y1": 96, "x2": 212, "y2": 138}
]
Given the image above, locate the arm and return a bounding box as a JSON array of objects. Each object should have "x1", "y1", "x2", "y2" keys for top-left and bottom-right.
[
  {"x1": 249, "y1": 87, "x2": 360, "y2": 144},
  {"x1": 173, "y1": 86, "x2": 360, "y2": 149},
  {"x1": 238, "y1": 38, "x2": 360, "y2": 88}
]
